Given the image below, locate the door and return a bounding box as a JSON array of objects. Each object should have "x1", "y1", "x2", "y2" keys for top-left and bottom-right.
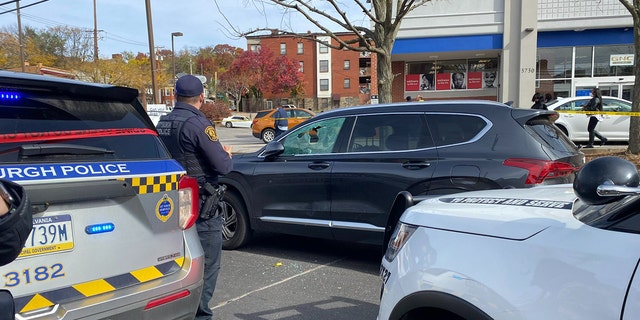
[
  {"x1": 250, "y1": 117, "x2": 347, "y2": 239},
  {"x1": 329, "y1": 113, "x2": 437, "y2": 245},
  {"x1": 598, "y1": 81, "x2": 634, "y2": 101}
]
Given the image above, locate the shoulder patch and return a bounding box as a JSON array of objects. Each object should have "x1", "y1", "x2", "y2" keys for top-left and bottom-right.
[{"x1": 204, "y1": 126, "x2": 218, "y2": 141}]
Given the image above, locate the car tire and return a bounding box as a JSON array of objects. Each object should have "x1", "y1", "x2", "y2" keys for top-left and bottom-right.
[
  {"x1": 225, "y1": 122, "x2": 233, "y2": 128},
  {"x1": 220, "y1": 190, "x2": 251, "y2": 250},
  {"x1": 262, "y1": 128, "x2": 276, "y2": 143}
]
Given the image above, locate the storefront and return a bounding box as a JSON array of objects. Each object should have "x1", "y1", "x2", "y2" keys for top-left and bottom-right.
[{"x1": 537, "y1": 29, "x2": 633, "y2": 101}]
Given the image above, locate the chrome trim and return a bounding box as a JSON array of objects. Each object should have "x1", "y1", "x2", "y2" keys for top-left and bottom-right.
[{"x1": 259, "y1": 216, "x2": 385, "y2": 232}]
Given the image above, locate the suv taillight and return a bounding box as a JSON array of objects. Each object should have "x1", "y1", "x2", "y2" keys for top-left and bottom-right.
[
  {"x1": 504, "y1": 158, "x2": 578, "y2": 185},
  {"x1": 178, "y1": 175, "x2": 199, "y2": 229}
]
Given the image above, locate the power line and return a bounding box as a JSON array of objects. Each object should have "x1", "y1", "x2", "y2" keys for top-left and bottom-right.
[{"x1": 0, "y1": 2, "x2": 148, "y2": 49}]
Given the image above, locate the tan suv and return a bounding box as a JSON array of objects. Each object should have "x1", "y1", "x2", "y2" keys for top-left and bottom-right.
[{"x1": 251, "y1": 107, "x2": 315, "y2": 143}]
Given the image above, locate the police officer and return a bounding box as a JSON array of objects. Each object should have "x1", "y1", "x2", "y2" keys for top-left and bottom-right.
[{"x1": 156, "y1": 75, "x2": 232, "y2": 320}]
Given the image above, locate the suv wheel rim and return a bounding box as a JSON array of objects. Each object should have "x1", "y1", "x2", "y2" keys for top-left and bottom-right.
[{"x1": 220, "y1": 201, "x2": 237, "y2": 240}]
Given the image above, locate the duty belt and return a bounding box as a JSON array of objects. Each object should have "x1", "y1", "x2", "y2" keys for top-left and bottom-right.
[{"x1": 199, "y1": 182, "x2": 226, "y2": 220}]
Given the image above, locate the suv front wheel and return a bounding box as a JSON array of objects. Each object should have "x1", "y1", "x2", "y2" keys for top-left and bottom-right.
[
  {"x1": 261, "y1": 128, "x2": 276, "y2": 143},
  {"x1": 221, "y1": 190, "x2": 251, "y2": 250}
]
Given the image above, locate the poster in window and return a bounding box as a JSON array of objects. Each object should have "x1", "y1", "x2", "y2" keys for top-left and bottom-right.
[
  {"x1": 436, "y1": 73, "x2": 451, "y2": 91},
  {"x1": 483, "y1": 71, "x2": 497, "y2": 88},
  {"x1": 467, "y1": 72, "x2": 482, "y2": 89},
  {"x1": 405, "y1": 74, "x2": 420, "y2": 91},
  {"x1": 420, "y1": 74, "x2": 434, "y2": 90},
  {"x1": 450, "y1": 72, "x2": 466, "y2": 89}
]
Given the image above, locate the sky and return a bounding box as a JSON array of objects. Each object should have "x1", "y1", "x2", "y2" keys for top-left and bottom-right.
[{"x1": 0, "y1": 0, "x2": 367, "y2": 58}]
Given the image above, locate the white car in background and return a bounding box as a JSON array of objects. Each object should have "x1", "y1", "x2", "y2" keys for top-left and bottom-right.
[
  {"x1": 378, "y1": 156, "x2": 640, "y2": 320},
  {"x1": 547, "y1": 96, "x2": 632, "y2": 142},
  {"x1": 221, "y1": 115, "x2": 252, "y2": 128}
]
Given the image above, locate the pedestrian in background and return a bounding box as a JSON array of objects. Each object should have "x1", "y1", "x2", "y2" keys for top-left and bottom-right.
[
  {"x1": 530, "y1": 92, "x2": 548, "y2": 110},
  {"x1": 582, "y1": 87, "x2": 608, "y2": 148},
  {"x1": 156, "y1": 75, "x2": 233, "y2": 320},
  {"x1": 274, "y1": 106, "x2": 289, "y2": 138}
]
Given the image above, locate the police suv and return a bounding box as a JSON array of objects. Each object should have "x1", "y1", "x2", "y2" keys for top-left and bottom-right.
[
  {"x1": 0, "y1": 71, "x2": 204, "y2": 319},
  {"x1": 379, "y1": 156, "x2": 640, "y2": 320}
]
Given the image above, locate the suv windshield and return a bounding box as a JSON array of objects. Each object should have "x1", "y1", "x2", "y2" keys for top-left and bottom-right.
[{"x1": 0, "y1": 94, "x2": 170, "y2": 162}]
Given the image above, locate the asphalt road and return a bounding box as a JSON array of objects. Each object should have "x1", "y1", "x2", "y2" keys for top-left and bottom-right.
[
  {"x1": 212, "y1": 234, "x2": 383, "y2": 320},
  {"x1": 212, "y1": 126, "x2": 383, "y2": 320}
]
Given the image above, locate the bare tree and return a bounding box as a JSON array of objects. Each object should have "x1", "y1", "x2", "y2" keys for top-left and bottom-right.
[
  {"x1": 215, "y1": 0, "x2": 431, "y2": 104},
  {"x1": 618, "y1": 0, "x2": 640, "y2": 154}
]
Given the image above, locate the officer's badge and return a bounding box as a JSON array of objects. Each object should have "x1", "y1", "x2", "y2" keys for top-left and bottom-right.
[{"x1": 205, "y1": 126, "x2": 218, "y2": 141}]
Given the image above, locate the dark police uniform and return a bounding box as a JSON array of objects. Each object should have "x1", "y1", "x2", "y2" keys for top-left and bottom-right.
[{"x1": 156, "y1": 75, "x2": 232, "y2": 320}]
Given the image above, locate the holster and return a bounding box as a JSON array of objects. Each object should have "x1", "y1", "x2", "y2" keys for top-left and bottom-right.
[{"x1": 199, "y1": 183, "x2": 226, "y2": 220}]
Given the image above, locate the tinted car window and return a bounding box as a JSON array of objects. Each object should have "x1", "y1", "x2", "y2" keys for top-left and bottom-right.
[
  {"x1": 282, "y1": 117, "x2": 346, "y2": 155},
  {"x1": 348, "y1": 114, "x2": 433, "y2": 152},
  {"x1": 526, "y1": 117, "x2": 576, "y2": 152},
  {"x1": 255, "y1": 110, "x2": 271, "y2": 118},
  {"x1": 427, "y1": 114, "x2": 488, "y2": 146},
  {"x1": 0, "y1": 95, "x2": 168, "y2": 162}
]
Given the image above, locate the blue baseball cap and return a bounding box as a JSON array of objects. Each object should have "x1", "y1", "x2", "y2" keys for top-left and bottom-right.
[{"x1": 175, "y1": 75, "x2": 204, "y2": 97}]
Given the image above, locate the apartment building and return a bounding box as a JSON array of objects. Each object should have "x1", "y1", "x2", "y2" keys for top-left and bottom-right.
[
  {"x1": 246, "y1": 32, "x2": 378, "y2": 111},
  {"x1": 392, "y1": 0, "x2": 633, "y2": 107}
]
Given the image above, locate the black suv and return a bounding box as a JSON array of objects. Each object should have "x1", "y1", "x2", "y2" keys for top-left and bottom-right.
[{"x1": 219, "y1": 101, "x2": 584, "y2": 249}]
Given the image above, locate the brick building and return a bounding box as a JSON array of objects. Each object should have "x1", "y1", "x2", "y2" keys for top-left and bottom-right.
[{"x1": 246, "y1": 32, "x2": 378, "y2": 112}]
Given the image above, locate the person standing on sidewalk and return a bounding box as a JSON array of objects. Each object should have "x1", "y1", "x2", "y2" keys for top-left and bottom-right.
[
  {"x1": 582, "y1": 88, "x2": 608, "y2": 148},
  {"x1": 156, "y1": 75, "x2": 233, "y2": 320},
  {"x1": 274, "y1": 106, "x2": 289, "y2": 138}
]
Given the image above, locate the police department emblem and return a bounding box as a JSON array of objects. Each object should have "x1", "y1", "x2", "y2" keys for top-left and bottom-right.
[
  {"x1": 155, "y1": 194, "x2": 174, "y2": 222},
  {"x1": 205, "y1": 126, "x2": 218, "y2": 141}
]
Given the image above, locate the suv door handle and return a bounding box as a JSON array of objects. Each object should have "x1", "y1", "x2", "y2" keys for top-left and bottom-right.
[
  {"x1": 401, "y1": 161, "x2": 431, "y2": 170},
  {"x1": 308, "y1": 162, "x2": 331, "y2": 170}
]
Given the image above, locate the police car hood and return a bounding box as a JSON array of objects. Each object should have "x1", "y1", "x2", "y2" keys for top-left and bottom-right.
[{"x1": 405, "y1": 184, "x2": 579, "y2": 240}]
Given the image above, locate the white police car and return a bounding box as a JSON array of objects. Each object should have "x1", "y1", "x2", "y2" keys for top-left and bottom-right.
[
  {"x1": 0, "y1": 71, "x2": 204, "y2": 319},
  {"x1": 379, "y1": 156, "x2": 640, "y2": 320}
]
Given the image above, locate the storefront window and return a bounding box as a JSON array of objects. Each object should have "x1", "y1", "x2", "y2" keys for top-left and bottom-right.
[
  {"x1": 574, "y1": 46, "x2": 593, "y2": 78},
  {"x1": 537, "y1": 47, "x2": 572, "y2": 79},
  {"x1": 594, "y1": 44, "x2": 634, "y2": 77},
  {"x1": 537, "y1": 79, "x2": 571, "y2": 100},
  {"x1": 406, "y1": 58, "x2": 498, "y2": 91}
]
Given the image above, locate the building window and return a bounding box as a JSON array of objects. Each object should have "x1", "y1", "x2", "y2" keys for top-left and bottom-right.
[
  {"x1": 344, "y1": 78, "x2": 350, "y2": 88},
  {"x1": 594, "y1": 44, "x2": 634, "y2": 77},
  {"x1": 250, "y1": 44, "x2": 261, "y2": 52},
  {"x1": 321, "y1": 98, "x2": 329, "y2": 109},
  {"x1": 344, "y1": 60, "x2": 350, "y2": 70},
  {"x1": 280, "y1": 43, "x2": 286, "y2": 55},
  {"x1": 319, "y1": 42, "x2": 329, "y2": 53},
  {"x1": 320, "y1": 60, "x2": 329, "y2": 73},
  {"x1": 297, "y1": 42, "x2": 304, "y2": 54},
  {"x1": 299, "y1": 61, "x2": 304, "y2": 73},
  {"x1": 320, "y1": 79, "x2": 329, "y2": 91}
]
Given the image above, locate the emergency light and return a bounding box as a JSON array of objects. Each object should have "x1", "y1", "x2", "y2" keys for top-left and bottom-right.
[{"x1": 85, "y1": 222, "x2": 115, "y2": 234}]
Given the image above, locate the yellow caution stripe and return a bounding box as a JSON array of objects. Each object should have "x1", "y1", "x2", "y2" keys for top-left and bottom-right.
[
  {"x1": 118, "y1": 174, "x2": 181, "y2": 195},
  {"x1": 14, "y1": 257, "x2": 184, "y2": 314},
  {"x1": 555, "y1": 110, "x2": 640, "y2": 116}
]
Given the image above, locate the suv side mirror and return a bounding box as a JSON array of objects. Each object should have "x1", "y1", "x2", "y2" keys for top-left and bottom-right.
[
  {"x1": 263, "y1": 141, "x2": 285, "y2": 159},
  {"x1": 0, "y1": 289, "x2": 15, "y2": 320}
]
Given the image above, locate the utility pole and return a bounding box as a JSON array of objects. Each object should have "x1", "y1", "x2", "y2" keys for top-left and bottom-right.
[
  {"x1": 145, "y1": 0, "x2": 158, "y2": 104},
  {"x1": 16, "y1": 0, "x2": 24, "y2": 72},
  {"x1": 93, "y1": 0, "x2": 98, "y2": 61}
]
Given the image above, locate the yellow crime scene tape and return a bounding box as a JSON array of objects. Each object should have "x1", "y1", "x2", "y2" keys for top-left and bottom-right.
[{"x1": 554, "y1": 110, "x2": 640, "y2": 116}]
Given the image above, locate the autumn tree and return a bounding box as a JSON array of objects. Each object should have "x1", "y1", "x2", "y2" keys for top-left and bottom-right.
[
  {"x1": 618, "y1": 0, "x2": 640, "y2": 154},
  {"x1": 216, "y1": 0, "x2": 431, "y2": 104},
  {"x1": 219, "y1": 47, "x2": 302, "y2": 112}
]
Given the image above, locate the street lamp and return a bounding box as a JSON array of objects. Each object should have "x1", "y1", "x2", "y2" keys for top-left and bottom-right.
[{"x1": 171, "y1": 32, "x2": 183, "y2": 82}]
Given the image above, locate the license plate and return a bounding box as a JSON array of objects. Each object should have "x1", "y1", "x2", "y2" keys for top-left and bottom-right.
[{"x1": 19, "y1": 214, "x2": 74, "y2": 258}]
